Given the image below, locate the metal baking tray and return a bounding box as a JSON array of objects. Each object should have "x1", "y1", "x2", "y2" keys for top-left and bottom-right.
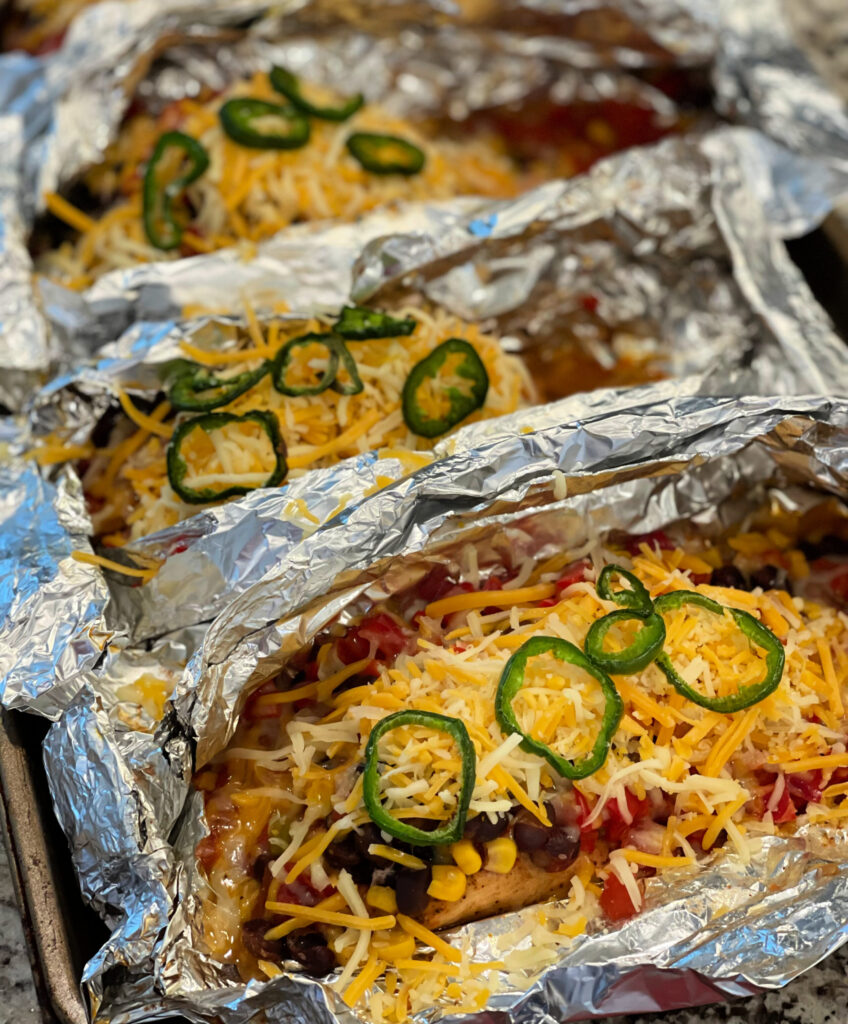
[
  {"x1": 0, "y1": 224, "x2": 846, "y2": 1024},
  {"x1": 0, "y1": 708, "x2": 104, "y2": 1024}
]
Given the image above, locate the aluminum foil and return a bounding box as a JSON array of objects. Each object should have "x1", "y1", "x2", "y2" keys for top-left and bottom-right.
[
  {"x1": 0, "y1": 0, "x2": 846, "y2": 408},
  {"x1": 6, "y1": 127, "x2": 847, "y2": 720},
  {"x1": 41, "y1": 392, "x2": 848, "y2": 1024}
]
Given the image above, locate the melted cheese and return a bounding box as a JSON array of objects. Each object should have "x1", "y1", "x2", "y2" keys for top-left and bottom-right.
[
  {"x1": 38, "y1": 70, "x2": 524, "y2": 288},
  {"x1": 199, "y1": 522, "x2": 848, "y2": 1021},
  {"x1": 51, "y1": 305, "x2": 533, "y2": 544}
]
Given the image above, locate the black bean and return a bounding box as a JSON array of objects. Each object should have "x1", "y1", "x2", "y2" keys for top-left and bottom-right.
[
  {"x1": 513, "y1": 812, "x2": 549, "y2": 853},
  {"x1": 545, "y1": 825, "x2": 580, "y2": 864},
  {"x1": 353, "y1": 823, "x2": 383, "y2": 860},
  {"x1": 800, "y1": 535, "x2": 848, "y2": 561},
  {"x1": 395, "y1": 867, "x2": 432, "y2": 916},
  {"x1": 324, "y1": 835, "x2": 361, "y2": 869},
  {"x1": 464, "y1": 812, "x2": 509, "y2": 843},
  {"x1": 251, "y1": 852, "x2": 275, "y2": 882},
  {"x1": 750, "y1": 564, "x2": 779, "y2": 591},
  {"x1": 371, "y1": 864, "x2": 397, "y2": 887},
  {"x1": 325, "y1": 834, "x2": 373, "y2": 884},
  {"x1": 709, "y1": 565, "x2": 747, "y2": 590},
  {"x1": 530, "y1": 825, "x2": 580, "y2": 873},
  {"x1": 286, "y1": 931, "x2": 336, "y2": 977},
  {"x1": 242, "y1": 918, "x2": 286, "y2": 962}
]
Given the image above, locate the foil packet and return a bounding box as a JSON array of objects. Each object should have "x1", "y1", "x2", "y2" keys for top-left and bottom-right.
[
  {"x1": 1, "y1": 0, "x2": 847, "y2": 407},
  {"x1": 5, "y1": 127, "x2": 847, "y2": 720},
  {"x1": 42, "y1": 390, "x2": 848, "y2": 1024}
]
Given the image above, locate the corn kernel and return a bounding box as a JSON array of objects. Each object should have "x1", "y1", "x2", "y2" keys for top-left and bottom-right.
[
  {"x1": 366, "y1": 885, "x2": 398, "y2": 914},
  {"x1": 427, "y1": 865, "x2": 467, "y2": 902},
  {"x1": 450, "y1": 839, "x2": 482, "y2": 875},
  {"x1": 485, "y1": 837, "x2": 517, "y2": 874}
]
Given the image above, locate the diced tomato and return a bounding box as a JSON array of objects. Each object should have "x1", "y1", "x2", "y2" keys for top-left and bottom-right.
[
  {"x1": 579, "y1": 294, "x2": 599, "y2": 315},
  {"x1": 770, "y1": 786, "x2": 797, "y2": 824},
  {"x1": 537, "y1": 598, "x2": 558, "y2": 608},
  {"x1": 274, "y1": 880, "x2": 321, "y2": 908},
  {"x1": 689, "y1": 573, "x2": 711, "y2": 586},
  {"x1": 600, "y1": 872, "x2": 641, "y2": 922},
  {"x1": 624, "y1": 530, "x2": 673, "y2": 556},
  {"x1": 243, "y1": 680, "x2": 283, "y2": 722},
  {"x1": 196, "y1": 832, "x2": 220, "y2": 872},
  {"x1": 417, "y1": 565, "x2": 455, "y2": 603},
  {"x1": 337, "y1": 631, "x2": 371, "y2": 665},
  {"x1": 786, "y1": 769, "x2": 823, "y2": 808},
  {"x1": 829, "y1": 569, "x2": 848, "y2": 604},
  {"x1": 603, "y1": 789, "x2": 652, "y2": 844},
  {"x1": 555, "y1": 560, "x2": 591, "y2": 592},
  {"x1": 338, "y1": 613, "x2": 410, "y2": 666},
  {"x1": 830, "y1": 767, "x2": 848, "y2": 785},
  {"x1": 169, "y1": 539, "x2": 189, "y2": 555},
  {"x1": 574, "y1": 790, "x2": 595, "y2": 826},
  {"x1": 574, "y1": 790, "x2": 599, "y2": 852}
]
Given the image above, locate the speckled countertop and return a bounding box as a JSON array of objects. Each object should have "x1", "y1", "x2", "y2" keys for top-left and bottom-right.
[
  {"x1": 1, "y1": 2, "x2": 848, "y2": 1023},
  {"x1": 0, "y1": 843, "x2": 41, "y2": 1024}
]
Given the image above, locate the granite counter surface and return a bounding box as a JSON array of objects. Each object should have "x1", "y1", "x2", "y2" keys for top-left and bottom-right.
[{"x1": 1, "y1": 0, "x2": 848, "y2": 1022}]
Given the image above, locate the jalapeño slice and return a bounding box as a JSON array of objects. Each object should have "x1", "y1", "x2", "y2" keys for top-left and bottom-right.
[
  {"x1": 596, "y1": 564, "x2": 653, "y2": 615},
  {"x1": 169, "y1": 362, "x2": 270, "y2": 412},
  {"x1": 270, "y1": 66, "x2": 364, "y2": 122},
  {"x1": 334, "y1": 306, "x2": 417, "y2": 341},
  {"x1": 345, "y1": 132, "x2": 425, "y2": 175},
  {"x1": 331, "y1": 339, "x2": 364, "y2": 396},
  {"x1": 363, "y1": 710, "x2": 475, "y2": 846},
  {"x1": 584, "y1": 609, "x2": 666, "y2": 675},
  {"x1": 653, "y1": 590, "x2": 785, "y2": 713},
  {"x1": 496, "y1": 636, "x2": 623, "y2": 780},
  {"x1": 167, "y1": 410, "x2": 287, "y2": 504},
  {"x1": 402, "y1": 338, "x2": 489, "y2": 439},
  {"x1": 142, "y1": 131, "x2": 209, "y2": 251},
  {"x1": 219, "y1": 98, "x2": 310, "y2": 150},
  {"x1": 271, "y1": 332, "x2": 361, "y2": 396}
]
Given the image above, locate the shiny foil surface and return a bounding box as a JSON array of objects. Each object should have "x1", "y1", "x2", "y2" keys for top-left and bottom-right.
[
  {"x1": 4, "y1": 127, "x2": 847, "y2": 718},
  {"x1": 42, "y1": 393, "x2": 848, "y2": 1024},
  {"x1": 0, "y1": 2, "x2": 845, "y2": 1023},
  {"x1": 0, "y1": 0, "x2": 846, "y2": 407}
]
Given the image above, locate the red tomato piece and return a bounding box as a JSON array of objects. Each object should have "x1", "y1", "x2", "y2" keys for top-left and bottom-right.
[
  {"x1": 417, "y1": 565, "x2": 454, "y2": 602},
  {"x1": 358, "y1": 613, "x2": 410, "y2": 660},
  {"x1": 786, "y1": 769, "x2": 823, "y2": 808},
  {"x1": 603, "y1": 789, "x2": 652, "y2": 844},
  {"x1": 555, "y1": 560, "x2": 591, "y2": 592},
  {"x1": 243, "y1": 680, "x2": 283, "y2": 721},
  {"x1": 624, "y1": 530, "x2": 673, "y2": 556},
  {"x1": 600, "y1": 872, "x2": 640, "y2": 922}
]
